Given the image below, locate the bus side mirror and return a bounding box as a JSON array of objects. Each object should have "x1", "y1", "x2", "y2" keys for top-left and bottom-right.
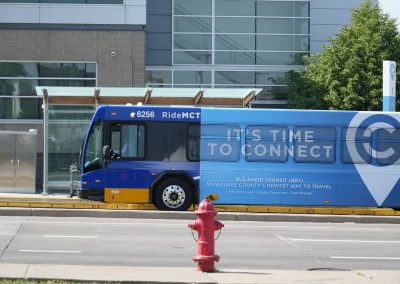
[{"x1": 103, "y1": 145, "x2": 111, "y2": 163}]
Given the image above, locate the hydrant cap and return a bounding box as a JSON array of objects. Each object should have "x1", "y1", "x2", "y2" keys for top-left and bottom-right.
[{"x1": 198, "y1": 198, "x2": 216, "y2": 213}]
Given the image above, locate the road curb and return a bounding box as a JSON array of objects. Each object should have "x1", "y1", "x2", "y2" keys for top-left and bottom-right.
[
  {"x1": 1, "y1": 207, "x2": 400, "y2": 224},
  {"x1": 1, "y1": 200, "x2": 399, "y2": 216}
]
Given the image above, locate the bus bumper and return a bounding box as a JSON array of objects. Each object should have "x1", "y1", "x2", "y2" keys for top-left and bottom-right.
[{"x1": 104, "y1": 188, "x2": 150, "y2": 203}]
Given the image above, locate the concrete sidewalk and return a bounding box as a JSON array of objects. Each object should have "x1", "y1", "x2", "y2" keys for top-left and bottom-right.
[{"x1": 0, "y1": 263, "x2": 399, "y2": 283}]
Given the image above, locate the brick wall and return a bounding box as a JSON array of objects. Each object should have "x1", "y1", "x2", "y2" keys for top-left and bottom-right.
[{"x1": 0, "y1": 29, "x2": 146, "y2": 87}]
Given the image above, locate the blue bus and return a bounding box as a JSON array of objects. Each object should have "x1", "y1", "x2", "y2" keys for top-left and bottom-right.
[{"x1": 80, "y1": 105, "x2": 400, "y2": 210}]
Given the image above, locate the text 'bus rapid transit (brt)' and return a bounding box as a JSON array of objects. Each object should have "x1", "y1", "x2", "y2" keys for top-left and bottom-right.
[{"x1": 79, "y1": 105, "x2": 400, "y2": 211}]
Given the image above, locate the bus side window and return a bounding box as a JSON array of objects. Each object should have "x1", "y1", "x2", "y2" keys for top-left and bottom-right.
[
  {"x1": 188, "y1": 124, "x2": 200, "y2": 161},
  {"x1": 376, "y1": 128, "x2": 400, "y2": 165},
  {"x1": 293, "y1": 126, "x2": 336, "y2": 163},
  {"x1": 109, "y1": 123, "x2": 145, "y2": 159},
  {"x1": 341, "y1": 128, "x2": 371, "y2": 164},
  {"x1": 111, "y1": 129, "x2": 121, "y2": 157}
]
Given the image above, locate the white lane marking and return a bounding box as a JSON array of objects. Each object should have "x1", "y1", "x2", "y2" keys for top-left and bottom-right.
[
  {"x1": 19, "y1": 250, "x2": 82, "y2": 254},
  {"x1": 255, "y1": 225, "x2": 400, "y2": 231},
  {"x1": 331, "y1": 256, "x2": 400, "y2": 260},
  {"x1": 0, "y1": 220, "x2": 186, "y2": 226},
  {"x1": 291, "y1": 239, "x2": 400, "y2": 244},
  {"x1": 43, "y1": 235, "x2": 98, "y2": 239},
  {"x1": 273, "y1": 234, "x2": 299, "y2": 248}
]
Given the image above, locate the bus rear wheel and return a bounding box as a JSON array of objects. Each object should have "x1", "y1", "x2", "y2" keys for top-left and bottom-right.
[{"x1": 154, "y1": 178, "x2": 193, "y2": 211}]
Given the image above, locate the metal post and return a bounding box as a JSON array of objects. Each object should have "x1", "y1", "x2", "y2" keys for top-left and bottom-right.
[
  {"x1": 383, "y1": 61, "x2": 396, "y2": 112},
  {"x1": 42, "y1": 89, "x2": 49, "y2": 196},
  {"x1": 94, "y1": 88, "x2": 100, "y2": 109}
]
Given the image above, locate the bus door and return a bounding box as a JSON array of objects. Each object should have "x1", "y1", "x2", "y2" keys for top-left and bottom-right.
[{"x1": 105, "y1": 122, "x2": 149, "y2": 203}]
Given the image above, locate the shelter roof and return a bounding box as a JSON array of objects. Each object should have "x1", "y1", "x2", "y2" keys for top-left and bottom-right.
[{"x1": 35, "y1": 87, "x2": 260, "y2": 107}]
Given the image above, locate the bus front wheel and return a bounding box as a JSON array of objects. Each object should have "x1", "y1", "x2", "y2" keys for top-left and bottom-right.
[{"x1": 154, "y1": 178, "x2": 193, "y2": 211}]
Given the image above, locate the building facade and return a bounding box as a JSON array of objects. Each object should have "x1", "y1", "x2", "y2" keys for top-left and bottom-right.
[
  {"x1": 145, "y1": 0, "x2": 377, "y2": 101},
  {"x1": 0, "y1": 0, "x2": 376, "y2": 193}
]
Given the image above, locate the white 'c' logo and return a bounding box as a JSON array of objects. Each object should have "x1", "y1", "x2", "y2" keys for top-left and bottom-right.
[{"x1": 347, "y1": 113, "x2": 400, "y2": 206}]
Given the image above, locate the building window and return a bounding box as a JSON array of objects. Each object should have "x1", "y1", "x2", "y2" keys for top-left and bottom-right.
[
  {"x1": 168, "y1": 0, "x2": 311, "y2": 99},
  {"x1": 0, "y1": 1, "x2": 123, "y2": 4},
  {"x1": 145, "y1": 70, "x2": 172, "y2": 87},
  {"x1": 173, "y1": 0, "x2": 310, "y2": 65},
  {"x1": 0, "y1": 62, "x2": 96, "y2": 119},
  {"x1": 174, "y1": 0, "x2": 212, "y2": 15}
]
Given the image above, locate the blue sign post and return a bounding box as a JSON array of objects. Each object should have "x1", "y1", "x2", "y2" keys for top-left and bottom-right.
[{"x1": 383, "y1": 61, "x2": 396, "y2": 112}]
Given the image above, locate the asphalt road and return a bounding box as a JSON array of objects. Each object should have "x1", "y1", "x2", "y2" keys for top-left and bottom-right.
[{"x1": 0, "y1": 216, "x2": 399, "y2": 271}]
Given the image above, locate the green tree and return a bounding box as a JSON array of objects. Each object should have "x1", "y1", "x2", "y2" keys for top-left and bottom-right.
[{"x1": 289, "y1": 1, "x2": 400, "y2": 110}]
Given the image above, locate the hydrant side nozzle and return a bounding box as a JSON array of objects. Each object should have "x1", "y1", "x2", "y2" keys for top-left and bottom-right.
[
  {"x1": 188, "y1": 220, "x2": 199, "y2": 231},
  {"x1": 214, "y1": 220, "x2": 224, "y2": 231}
]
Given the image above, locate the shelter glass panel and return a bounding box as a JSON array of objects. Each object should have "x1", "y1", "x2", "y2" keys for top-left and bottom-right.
[{"x1": 48, "y1": 105, "x2": 95, "y2": 193}]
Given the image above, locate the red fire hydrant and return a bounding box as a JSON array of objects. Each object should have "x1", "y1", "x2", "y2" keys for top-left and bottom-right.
[{"x1": 188, "y1": 197, "x2": 224, "y2": 272}]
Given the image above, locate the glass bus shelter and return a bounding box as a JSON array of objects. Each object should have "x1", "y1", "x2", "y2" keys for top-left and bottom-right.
[{"x1": 35, "y1": 86, "x2": 260, "y2": 194}]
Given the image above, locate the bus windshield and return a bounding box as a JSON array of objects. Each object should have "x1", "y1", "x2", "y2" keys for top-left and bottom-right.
[{"x1": 83, "y1": 122, "x2": 103, "y2": 173}]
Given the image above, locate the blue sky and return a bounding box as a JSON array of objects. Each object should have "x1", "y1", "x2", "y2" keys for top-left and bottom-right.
[{"x1": 379, "y1": 0, "x2": 400, "y2": 28}]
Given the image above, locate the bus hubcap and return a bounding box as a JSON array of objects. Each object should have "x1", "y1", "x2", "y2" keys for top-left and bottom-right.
[{"x1": 162, "y1": 185, "x2": 185, "y2": 208}]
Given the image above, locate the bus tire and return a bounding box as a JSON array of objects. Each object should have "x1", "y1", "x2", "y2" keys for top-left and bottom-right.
[{"x1": 154, "y1": 178, "x2": 193, "y2": 211}]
